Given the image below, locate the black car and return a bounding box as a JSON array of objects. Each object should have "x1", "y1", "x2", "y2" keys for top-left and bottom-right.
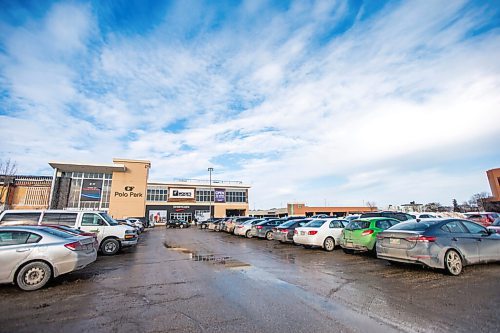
[
  {"x1": 273, "y1": 218, "x2": 312, "y2": 243},
  {"x1": 360, "y1": 211, "x2": 415, "y2": 221},
  {"x1": 166, "y1": 219, "x2": 190, "y2": 228}
]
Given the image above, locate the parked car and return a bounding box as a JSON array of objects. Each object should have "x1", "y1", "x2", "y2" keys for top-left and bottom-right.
[
  {"x1": 234, "y1": 219, "x2": 265, "y2": 237},
  {"x1": 274, "y1": 218, "x2": 312, "y2": 243},
  {"x1": 207, "y1": 219, "x2": 223, "y2": 231},
  {"x1": 376, "y1": 219, "x2": 500, "y2": 275},
  {"x1": 340, "y1": 218, "x2": 400, "y2": 253},
  {"x1": 0, "y1": 210, "x2": 138, "y2": 256},
  {"x1": 250, "y1": 219, "x2": 282, "y2": 240},
  {"x1": 0, "y1": 226, "x2": 97, "y2": 291},
  {"x1": 343, "y1": 215, "x2": 361, "y2": 222},
  {"x1": 360, "y1": 211, "x2": 415, "y2": 221},
  {"x1": 293, "y1": 219, "x2": 347, "y2": 251},
  {"x1": 165, "y1": 219, "x2": 190, "y2": 229},
  {"x1": 125, "y1": 218, "x2": 145, "y2": 232},
  {"x1": 42, "y1": 225, "x2": 98, "y2": 249},
  {"x1": 226, "y1": 217, "x2": 255, "y2": 234},
  {"x1": 413, "y1": 212, "x2": 442, "y2": 219},
  {"x1": 116, "y1": 219, "x2": 141, "y2": 234},
  {"x1": 487, "y1": 218, "x2": 500, "y2": 234},
  {"x1": 464, "y1": 212, "x2": 499, "y2": 227}
]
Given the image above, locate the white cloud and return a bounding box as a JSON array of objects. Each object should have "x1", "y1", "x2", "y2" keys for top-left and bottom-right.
[{"x1": 0, "y1": 0, "x2": 499, "y2": 209}]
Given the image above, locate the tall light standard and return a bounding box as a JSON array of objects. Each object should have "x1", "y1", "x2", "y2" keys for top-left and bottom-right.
[{"x1": 208, "y1": 167, "x2": 214, "y2": 219}]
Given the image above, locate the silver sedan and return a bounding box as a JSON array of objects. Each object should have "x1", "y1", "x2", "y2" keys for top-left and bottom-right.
[
  {"x1": 376, "y1": 218, "x2": 500, "y2": 275},
  {"x1": 0, "y1": 226, "x2": 97, "y2": 291}
]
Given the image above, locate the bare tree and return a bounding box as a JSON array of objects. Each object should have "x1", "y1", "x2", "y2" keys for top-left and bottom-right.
[
  {"x1": 366, "y1": 201, "x2": 377, "y2": 211},
  {"x1": 0, "y1": 158, "x2": 18, "y2": 209},
  {"x1": 469, "y1": 192, "x2": 491, "y2": 212}
]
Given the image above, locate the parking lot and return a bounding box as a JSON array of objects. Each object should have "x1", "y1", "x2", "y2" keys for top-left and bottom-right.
[{"x1": 1, "y1": 227, "x2": 499, "y2": 333}]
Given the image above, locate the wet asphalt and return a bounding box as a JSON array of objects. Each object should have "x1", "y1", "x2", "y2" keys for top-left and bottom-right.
[{"x1": 0, "y1": 227, "x2": 499, "y2": 333}]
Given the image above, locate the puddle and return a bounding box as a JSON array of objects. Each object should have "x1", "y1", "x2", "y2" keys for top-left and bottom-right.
[{"x1": 164, "y1": 241, "x2": 251, "y2": 269}]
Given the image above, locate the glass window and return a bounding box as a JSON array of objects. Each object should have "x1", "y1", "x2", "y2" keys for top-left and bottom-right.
[
  {"x1": 306, "y1": 220, "x2": 326, "y2": 228},
  {"x1": 441, "y1": 221, "x2": 467, "y2": 233},
  {"x1": 82, "y1": 213, "x2": 105, "y2": 226},
  {"x1": 147, "y1": 186, "x2": 168, "y2": 201},
  {"x1": 41, "y1": 213, "x2": 78, "y2": 226},
  {"x1": 376, "y1": 220, "x2": 394, "y2": 230},
  {"x1": 195, "y1": 189, "x2": 214, "y2": 202},
  {"x1": 461, "y1": 221, "x2": 487, "y2": 234},
  {"x1": 0, "y1": 231, "x2": 32, "y2": 246},
  {"x1": 0, "y1": 213, "x2": 41, "y2": 225},
  {"x1": 329, "y1": 221, "x2": 343, "y2": 228},
  {"x1": 345, "y1": 220, "x2": 371, "y2": 230},
  {"x1": 27, "y1": 233, "x2": 42, "y2": 243}
]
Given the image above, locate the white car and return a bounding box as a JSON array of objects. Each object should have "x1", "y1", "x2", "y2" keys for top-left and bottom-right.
[
  {"x1": 293, "y1": 218, "x2": 347, "y2": 251},
  {"x1": 233, "y1": 219, "x2": 265, "y2": 237}
]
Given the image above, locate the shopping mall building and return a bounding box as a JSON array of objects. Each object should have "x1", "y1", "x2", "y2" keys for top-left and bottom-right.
[{"x1": 0, "y1": 158, "x2": 250, "y2": 223}]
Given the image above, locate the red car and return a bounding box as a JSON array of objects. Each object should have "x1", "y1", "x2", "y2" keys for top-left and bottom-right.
[
  {"x1": 464, "y1": 212, "x2": 499, "y2": 227},
  {"x1": 487, "y1": 218, "x2": 500, "y2": 234}
]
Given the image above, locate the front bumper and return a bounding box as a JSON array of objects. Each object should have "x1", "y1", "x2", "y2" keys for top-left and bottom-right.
[{"x1": 121, "y1": 238, "x2": 138, "y2": 247}]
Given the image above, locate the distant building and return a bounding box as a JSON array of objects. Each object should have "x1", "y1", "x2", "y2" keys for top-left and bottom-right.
[
  {"x1": 0, "y1": 175, "x2": 51, "y2": 210},
  {"x1": 485, "y1": 168, "x2": 500, "y2": 212}
]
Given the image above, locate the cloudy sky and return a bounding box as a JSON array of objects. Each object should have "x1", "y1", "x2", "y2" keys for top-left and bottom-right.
[{"x1": 1, "y1": 0, "x2": 499, "y2": 209}]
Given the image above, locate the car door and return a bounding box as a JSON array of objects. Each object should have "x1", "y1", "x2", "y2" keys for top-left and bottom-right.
[
  {"x1": 80, "y1": 213, "x2": 108, "y2": 244},
  {"x1": 0, "y1": 231, "x2": 38, "y2": 281},
  {"x1": 461, "y1": 221, "x2": 499, "y2": 263},
  {"x1": 441, "y1": 221, "x2": 479, "y2": 264},
  {"x1": 328, "y1": 220, "x2": 344, "y2": 242}
]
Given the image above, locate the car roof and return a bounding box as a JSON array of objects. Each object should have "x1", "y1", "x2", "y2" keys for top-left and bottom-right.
[{"x1": 0, "y1": 225, "x2": 54, "y2": 232}]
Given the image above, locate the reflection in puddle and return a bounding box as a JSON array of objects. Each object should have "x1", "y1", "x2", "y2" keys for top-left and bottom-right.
[{"x1": 164, "y1": 241, "x2": 251, "y2": 269}]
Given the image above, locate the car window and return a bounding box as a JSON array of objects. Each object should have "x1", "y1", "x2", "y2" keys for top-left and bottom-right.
[
  {"x1": 0, "y1": 231, "x2": 32, "y2": 246},
  {"x1": 346, "y1": 220, "x2": 371, "y2": 230},
  {"x1": 390, "y1": 221, "x2": 437, "y2": 231},
  {"x1": 306, "y1": 220, "x2": 326, "y2": 228},
  {"x1": 0, "y1": 212, "x2": 41, "y2": 225},
  {"x1": 329, "y1": 221, "x2": 343, "y2": 228},
  {"x1": 375, "y1": 220, "x2": 394, "y2": 230},
  {"x1": 82, "y1": 213, "x2": 106, "y2": 226},
  {"x1": 419, "y1": 214, "x2": 430, "y2": 218},
  {"x1": 466, "y1": 214, "x2": 481, "y2": 219},
  {"x1": 461, "y1": 221, "x2": 487, "y2": 234},
  {"x1": 40, "y1": 227, "x2": 74, "y2": 238},
  {"x1": 27, "y1": 233, "x2": 42, "y2": 243},
  {"x1": 41, "y1": 213, "x2": 78, "y2": 226},
  {"x1": 441, "y1": 221, "x2": 467, "y2": 233}
]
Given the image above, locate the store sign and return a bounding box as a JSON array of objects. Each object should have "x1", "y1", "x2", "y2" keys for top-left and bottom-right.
[
  {"x1": 169, "y1": 188, "x2": 195, "y2": 199},
  {"x1": 114, "y1": 185, "x2": 143, "y2": 198},
  {"x1": 214, "y1": 188, "x2": 225, "y2": 203},
  {"x1": 80, "y1": 179, "x2": 102, "y2": 202}
]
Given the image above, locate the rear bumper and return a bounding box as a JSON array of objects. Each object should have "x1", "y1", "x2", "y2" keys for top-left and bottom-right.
[
  {"x1": 274, "y1": 233, "x2": 292, "y2": 242},
  {"x1": 293, "y1": 235, "x2": 320, "y2": 246},
  {"x1": 376, "y1": 244, "x2": 442, "y2": 268},
  {"x1": 54, "y1": 250, "x2": 97, "y2": 277}
]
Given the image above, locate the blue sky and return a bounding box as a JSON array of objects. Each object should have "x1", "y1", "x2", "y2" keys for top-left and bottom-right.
[{"x1": 1, "y1": 0, "x2": 499, "y2": 209}]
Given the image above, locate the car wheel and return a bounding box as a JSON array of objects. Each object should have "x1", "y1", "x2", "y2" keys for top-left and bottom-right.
[
  {"x1": 245, "y1": 230, "x2": 252, "y2": 238},
  {"x1": 16, "y1": 261, "x2": 52, "y2": 291},
  {"x1": 323, "y1": 237, "x2": 335, "y2": 252},
  {"x1": 265, "y1": 231, "x2": 274, "y2": 241},
  {"x1": 343, "y1": 248, "x2": 354, "y2": 254},
  {"x1": 445, "y1": 249, "x2": 463, "y2": 276},
  {"x1": 101, "y1": 238, "x2": 120, "y2": 256}
]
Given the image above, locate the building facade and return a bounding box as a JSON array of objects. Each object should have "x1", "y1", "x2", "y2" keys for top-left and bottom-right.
[
  {"x1": 485, "y1": 168, "x2": 500, "y2": 212},
  {"x1": 146, "y1": 179, "x2": 250, "y2": 224},
  {"x1": 0, "y1": 175, "x2": 51, "y2": 211},
  {"x1": 287, "y1": 203, "x2": 376, "y2": 217}
]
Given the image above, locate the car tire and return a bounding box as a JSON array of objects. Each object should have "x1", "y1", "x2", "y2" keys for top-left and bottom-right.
[
  {"x1": 16, "y1": 261, "x2": 52, "y2": 291},
  {"x1": 323, "y1": 237, "x2": 335, "y2": 252},
  {"x1": 245, "y1": 230, "x2": 252, "y2": 238},
  {"x1": 445, "y1": 249, "x2": 463, "y2": 276},
  {"x1": 265, "y1": 231, "x2": 274, "y2": 241},
  {"x1": 101, "y1": 238, "x2": 120, "y2": 256}
]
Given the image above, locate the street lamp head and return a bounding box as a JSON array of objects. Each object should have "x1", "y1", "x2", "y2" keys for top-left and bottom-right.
[{"x1": 208, "y1": 167, "x2": 213, "y2": 172}]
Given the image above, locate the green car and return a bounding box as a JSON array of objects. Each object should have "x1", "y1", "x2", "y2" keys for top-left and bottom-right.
[{"x1": 340, "y1": 217, "x2": 400, "y2": 253}]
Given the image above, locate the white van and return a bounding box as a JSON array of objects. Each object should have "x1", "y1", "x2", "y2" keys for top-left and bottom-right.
[{"x1": 0, "y1": 210, "x2": 138, "y2": 255}]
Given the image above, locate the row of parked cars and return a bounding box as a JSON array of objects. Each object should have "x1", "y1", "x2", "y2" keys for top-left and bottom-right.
[
  {"x1": 204, "y1": 211, "x2": 500, "y2": 276},
  {"x1": 0, "y1": 209, "x2": 146, "y2": 291}
]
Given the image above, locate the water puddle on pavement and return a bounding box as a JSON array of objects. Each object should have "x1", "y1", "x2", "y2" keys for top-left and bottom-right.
[{"x1": 164, "y1": 241, "x2": 251, "y2": 269}]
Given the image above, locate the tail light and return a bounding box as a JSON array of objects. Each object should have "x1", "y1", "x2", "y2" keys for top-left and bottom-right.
[
  {"x1": 65, "y1": 241, "x2": 83, "y2": 251},
  {"x1": 361, "y1": 229, "x2": 374, "y2": 236},
  {"x1": 256, "y1": 226, "x2": 263, "y2": 229},
  {"x1": 308, "y1": 230, "x2": 318, "y2": 235},
  {"x1": 406, "y1": 235, "x2": 436, "y2": 242},
  {"x1": 281, "y1": 229, "x2": 288, "y2": 233}
]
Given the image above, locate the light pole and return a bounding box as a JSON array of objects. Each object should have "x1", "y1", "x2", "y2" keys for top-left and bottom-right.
[{"x1": 208, "y1": 167, "x2": 213, "y2": 219}]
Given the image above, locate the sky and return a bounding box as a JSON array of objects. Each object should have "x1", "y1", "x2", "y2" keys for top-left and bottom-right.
[{"x1": 1, "y1": 0, "x2": 499, "y2": 209}]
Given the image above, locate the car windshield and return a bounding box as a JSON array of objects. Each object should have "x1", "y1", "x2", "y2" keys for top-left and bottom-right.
[
  {"x1": 279, "y1": 220, "x2": 296, "y2": 228},
  {"x1": 100, "y1": 213, "x2": 118, "y2": 226},
  {"x1": 345, "y1": 220, "x2": 371, "y2": 230},
  {"x1": 389, "y1": 221, "x2": 438, "y2": 231},
  {"x1": 305, "y1": 220, "x2": 326, "y2": 228}
]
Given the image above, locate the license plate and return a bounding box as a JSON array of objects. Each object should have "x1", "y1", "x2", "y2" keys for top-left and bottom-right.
[
  {"x1": 390, "y1": 238, "x2": 401, "y2": 245},
  {"x1": 346, "y1": 242, "x2": 353, "y2": 248},
  {"x1": 300, "y1": 231, "x2": 305, "y2": 235}
]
